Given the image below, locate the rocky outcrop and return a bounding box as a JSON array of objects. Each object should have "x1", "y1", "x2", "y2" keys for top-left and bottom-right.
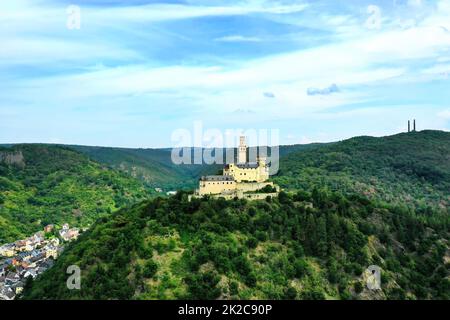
[{"x1": 0, "y1": 151, "x2": 25, "y2": 168}]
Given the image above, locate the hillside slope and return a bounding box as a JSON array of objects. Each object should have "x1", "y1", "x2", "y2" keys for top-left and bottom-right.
[
  {"x1": 0, "y1": 145, "x2": 151, "y2": 243},
  {"x1": 68, "y1": 144, "x2": 317, "y2": 191},
  {"x1": 9, "y1": 130, "x2": 450, "y2": 299},
  {"x1": 70, "y1": 146, "x2": 219, "y2": 190},
  {"x1": 21, "y1": 191, "x2": 449, "y2": 300},
  {"x1": 274, "y1": 130, "x2": 450, "y2": 213}
]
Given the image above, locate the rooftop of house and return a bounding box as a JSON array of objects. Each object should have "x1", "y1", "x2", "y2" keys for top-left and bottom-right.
[
  {"x1": 6, "y1": 272, "x2": 19, "y2": 279},
  {"x1": 0, "y1": 287, "x2": 15, "y2": 299},
  {"x1": 0, "y1": 244, "x2": 15, "y2": 249}
]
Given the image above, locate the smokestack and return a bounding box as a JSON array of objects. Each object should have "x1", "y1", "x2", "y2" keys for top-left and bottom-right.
[
  {"x1": 413, "y1": 119, "x2": 416, "y2": 132},
  {"x1": 408, "y1": 120, "x2": 410, "y2": 133}
]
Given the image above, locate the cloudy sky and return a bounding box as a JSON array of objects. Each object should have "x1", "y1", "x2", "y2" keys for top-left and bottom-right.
[{"x1": 1, "y1": 0, "x2": 450, "y2": 147}]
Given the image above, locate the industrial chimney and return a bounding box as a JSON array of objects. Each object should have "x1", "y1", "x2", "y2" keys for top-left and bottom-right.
[
  {"x1": 413, "y1": 119, "x2": 416, "y2": 132},
  {"x1": 408, "y1": 120, "x2": 410, "y2": 133}
]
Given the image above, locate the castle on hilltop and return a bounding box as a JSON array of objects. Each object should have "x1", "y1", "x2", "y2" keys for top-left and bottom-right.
[{"x1": 193, "y1": 136, "x2": 279, "y2": 200}]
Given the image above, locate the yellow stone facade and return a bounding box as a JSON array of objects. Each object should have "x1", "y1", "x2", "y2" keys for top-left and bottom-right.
[
  {"x1": 223, "y1": 158, "x2": 269, "y2": 183},
  {"x1": 195, "y1": 136, "x2": 275, "y2": 198},
  {"x1": 198, "y1": 177, "x2": 237, "y2": 196}
]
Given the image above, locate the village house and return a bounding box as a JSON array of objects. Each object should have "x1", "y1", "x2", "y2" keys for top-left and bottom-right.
[
  {"x1": 17, "y1": 251, "x2": 32, "y2": 262},
  {"x1": 60, "y1": 227, "x2": 79, "y2": 242},
  {"x1": 0, "y1": 264, "x2": 7, "y2": 277},
  {"x1": 44, "y1": 224, "x2": 55, "y2": 233},
  {"x1": 0, "y1": 244, "x2": 16, "y2": 257},
  {"x1": 15, "y1": 266, "x2": 25, "y2": 276},
  {"x1": 50, "y1": 237, "x2": 60, "y2": 246},
  {"x1": 23, "y1": 268, "x2": 38, "y2": 279},
  {"x1": 29, "y1": 250, "x2": 46, "y2": 265},
  {"x1": 0, "y1": 286, "x2": 15, "y2": 300},
  {"x1": 45, "y1": 245, "x2": 58, "y2": 259},
  {"x1": 11, "y1": 281, "x2": 24, "y2": 296},
  {"x1": 5, "y1": 272, "x2": 20, "y2": 286},
  {"x1": 14, "y1": 240, "x2": 27, "y2": 252},
  {"x1": 0, "y1": 221, "x2": 79, "y2": 300}
]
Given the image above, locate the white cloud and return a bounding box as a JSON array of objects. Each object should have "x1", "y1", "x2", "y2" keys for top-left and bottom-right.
[
  {"x1": 2, "y1": 0, "x2": 450, "y2": 142},
  {"x1": 215, "y1": 35, "x2": 262, "y2": 42},
  {"x1": 307, "y1": 84, "x2": 339, "y2": 96},
  {"x1": 80, "y1": 1, "x2": 309, "y2": 23},
  {"x1": 438, "y1": 110, "x2": 450, "y2": 120},
  {"x1": 263, "y1": 92, "x2": 275, "y2": 98}
]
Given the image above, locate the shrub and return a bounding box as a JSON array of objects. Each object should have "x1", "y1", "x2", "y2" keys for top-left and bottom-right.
[{"x1": 143, "y1": 260, "x2": 158, "y2": 278}]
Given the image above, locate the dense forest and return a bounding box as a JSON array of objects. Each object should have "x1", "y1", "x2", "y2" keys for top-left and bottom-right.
[
  {"x1": 0, "y1": 145, "x2": 151, "y2": 243},
  {"x1": 0, "y1": 142, "x2": 283, "y2": 243},
  {"x1": 69, "y1": 146, "x2": 219, "y2": 191},
  {"x1": 274, "y1": 130, "x2": 450, "y2": 213},
  {"x1": 3, "y1": 130, "x2": 450, "y2": 299},
  {"x1": 21, "y1": 190, "x2": 449, "y2": 300}
]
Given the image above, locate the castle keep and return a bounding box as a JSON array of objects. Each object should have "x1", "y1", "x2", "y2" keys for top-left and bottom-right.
[{"x1": 194, "y1": 136, "x2": 279, "y2": 200}]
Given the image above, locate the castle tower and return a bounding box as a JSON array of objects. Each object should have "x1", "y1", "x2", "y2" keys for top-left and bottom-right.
[
  {"x1": 238, "y1": 136, "x2": 247, "y2": 164},
  {"x1": 257, "y1": 156, "x2": 266, "y2": 166},
  {"x1": 256, "y1": 156, "x2": 269, "y2": 182}
]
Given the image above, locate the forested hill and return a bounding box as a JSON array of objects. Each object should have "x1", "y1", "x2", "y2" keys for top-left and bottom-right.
[
  {"x1": 0, "y1": 145, "x2": 150, "y2": 243},
  {"x1": 69, "y1": 146, "x2": 208, "y2": 191},
  {"x1": 22, "y1": 191, "x2": 449, "y2": 300},
  {"x1": 68, "y1": 144, "x2": 315, "y2": 191},
  {"x1": 274, "y1": 130, "x2": 450, "y2": 213},
  {"x1": 2, "y1": 130, "x2": 448, "y2": 245},
  {"x1": 13, "y1": 130, "x2": 450, "y2": 300}
]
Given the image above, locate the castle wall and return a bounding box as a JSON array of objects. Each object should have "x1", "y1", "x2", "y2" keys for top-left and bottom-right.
[
  {"x1": 202, "y1": 192, "x2": 278, "y2": 201},
  {"x1": 197, "y1": 181, "x2": 277, "y2": 197},
  {"x1": 235, "y1": 181, "x2": 274, "y2": 192},
  {"x1": 198, "y1": 180, "x2": 236, "y2": 196},
  {"x1": 224, "y1": 164, "x2": 268, "y2": 183}
]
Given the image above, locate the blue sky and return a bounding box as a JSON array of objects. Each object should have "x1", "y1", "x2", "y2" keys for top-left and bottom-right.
[{"x1": 1, "y1": 0, "x2": 450, "y2": 147}]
